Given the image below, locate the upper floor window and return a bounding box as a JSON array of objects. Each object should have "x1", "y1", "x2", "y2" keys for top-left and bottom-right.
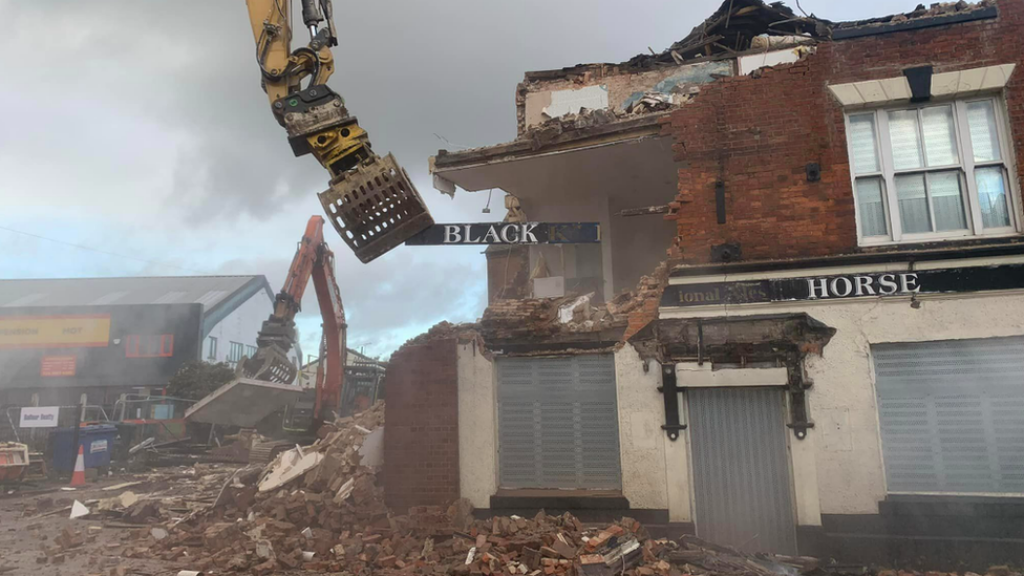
[
  {"x1": 207, "y1": 336, "x2": 218, "y2": 361},
  {"x1": 126, "y1": 334, "x2": 174, "y2": 358},
  {"x1": 846, "y1": 97, "x2": 1018, "y2": 244}
]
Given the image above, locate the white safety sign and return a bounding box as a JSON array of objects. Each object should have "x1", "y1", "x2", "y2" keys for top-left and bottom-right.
[{"x1": 19, "y1": 406, "x2": 60, "y2": 428}]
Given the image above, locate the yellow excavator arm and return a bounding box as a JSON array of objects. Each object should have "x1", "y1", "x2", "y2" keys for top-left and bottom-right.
[
  {"x1": 245, "y1": 0, "x2": 334, "y2": 104},
  {"x1": 244, "y1": 0, "x2": 433, "y2": 263}
]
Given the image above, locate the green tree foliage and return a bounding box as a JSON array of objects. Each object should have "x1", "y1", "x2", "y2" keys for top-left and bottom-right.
[{"x1": 167, "y1": 361, "x2": 237, "y2": 400}]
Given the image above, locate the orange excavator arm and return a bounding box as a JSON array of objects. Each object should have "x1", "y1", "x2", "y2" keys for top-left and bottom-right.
[
  {"x1": 240, "y1": 215, "x2": 347, "y2": 426},
  {"x1": 310, "y1": 231, "x2": 346, "y2": 423}
]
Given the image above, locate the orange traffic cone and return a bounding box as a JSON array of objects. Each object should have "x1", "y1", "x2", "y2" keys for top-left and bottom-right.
[{"x1": 70, "y1": 445, "x2": 86, "y2": 486}]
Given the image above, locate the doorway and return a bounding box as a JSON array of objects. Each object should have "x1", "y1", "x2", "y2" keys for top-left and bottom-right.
[{"x1": 688, "y1": 387, "x2": 797, "y2": 554}]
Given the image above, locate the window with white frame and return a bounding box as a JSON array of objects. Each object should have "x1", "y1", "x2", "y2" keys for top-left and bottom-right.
[{"x1": 846, "y1": 97, "x2": 1018, "y2": 243}]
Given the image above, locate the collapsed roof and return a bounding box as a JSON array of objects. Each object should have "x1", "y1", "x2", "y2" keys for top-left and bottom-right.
[{"x1": 625, "y1": 0, "x2": 830, "y2": 69}]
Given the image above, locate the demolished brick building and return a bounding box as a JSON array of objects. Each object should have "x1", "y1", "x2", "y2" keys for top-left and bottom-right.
[{"x1": 386, "y1": 0, "x2": 1024, "y2": 567}]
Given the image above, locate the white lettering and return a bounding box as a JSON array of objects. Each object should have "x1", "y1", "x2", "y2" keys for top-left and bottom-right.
[
  {"x1": 807, "y1": 278, "x2": 830, "y2": 299},
  {"x1": 464, "y1": 224, "x2": 482, "y2": 243},
  {"x1": 520, "y1": 223, "x2": 540, "y2": 243},
  {"x1": 499, "y1": 225, "x2": 519, "y2": 243},
  {"x1": 443, "y1": 225, "x2": 462, "y2": 244},
  {"x1": 830, "y1": 277, "x2": 854, "y2": 297},
  {"x1": 854, "y1": 275, "x2": 876, "y2": 296},
  {"x1": 878, "y1": 274, "x2": 898, "y2": 295},
  {"x1": 481, "y1": 226, "x2": 500, "y2": 243},
  {"x1": 900, "y1": 273, "x2": 920, "y2": 294}
]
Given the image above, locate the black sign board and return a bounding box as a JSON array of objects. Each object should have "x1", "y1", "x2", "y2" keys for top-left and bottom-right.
[
  {"x1": 405, "y1": 222, "x2": 600, "y2": 246},
  {"x1": 662, "y1": 264, "x2": 1024, "y2": 307}
]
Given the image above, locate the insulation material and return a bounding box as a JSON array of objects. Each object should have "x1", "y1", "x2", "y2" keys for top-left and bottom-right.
[
  {"x1": 738, "y1": 47, "x2": 812, "y2": 75},
  {"x1": 541, "y1": 85, "x2": 608, "y2": 120}
]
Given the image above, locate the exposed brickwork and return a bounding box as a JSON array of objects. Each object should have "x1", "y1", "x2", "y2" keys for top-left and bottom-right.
[
  {"x1": 663, "y1": 0, "x2": 1024, "y2": 265},
  {"x1": 383, "y1": 338, "x2": 460, "y2": 512},
  {"x1": 618, "y1": 261, "x2": 671, "y2": 341},
  {"x1": 486, "y1": 245, "x2": 531, "y2": 303}
]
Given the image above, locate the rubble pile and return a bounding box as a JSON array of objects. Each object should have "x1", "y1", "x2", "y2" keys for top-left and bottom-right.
[
  {"x1": 140, "y1": 403, "x2": 391, "y2": 573},
  {"x1": 525, "y1": 99, "x2": 687, "y2": 149},
  {"x1": 482, "y1": 294, "x2": 625, "y2": 342},
  {"x1": 399, "y1": 321, "x2": 481, "y2": 349}
]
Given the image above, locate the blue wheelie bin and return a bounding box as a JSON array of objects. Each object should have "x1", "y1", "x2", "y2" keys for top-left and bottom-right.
[{"x1": 49, "y1": 424, "x2": 118, "y2": 473}]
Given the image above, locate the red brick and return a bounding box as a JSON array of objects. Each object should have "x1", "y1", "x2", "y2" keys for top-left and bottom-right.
[
  {"x1": 664, "y1": 1, "x2": 1024, "y2": 265},
  {"x1": 383, "y1": 338, "x2": 460, "y2": 512}
]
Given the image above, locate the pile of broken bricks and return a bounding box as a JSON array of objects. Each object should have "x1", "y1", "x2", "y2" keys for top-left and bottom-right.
[{"x1": 119, "y1": 399, "x2": 1024, "y2": 576}]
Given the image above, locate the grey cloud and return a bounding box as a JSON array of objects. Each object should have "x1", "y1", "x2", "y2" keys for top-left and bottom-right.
[{"x1": 2, "y1": 0, "x2": 918, "y2": 356}]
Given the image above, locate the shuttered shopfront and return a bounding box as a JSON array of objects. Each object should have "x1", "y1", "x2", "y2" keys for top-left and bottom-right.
[
  {"x1": 873, "y1": 336, "x2": 1024, "y2": 494},
  {"x1": 496, "y1": 355, "x2": 621, "y2": 490}
]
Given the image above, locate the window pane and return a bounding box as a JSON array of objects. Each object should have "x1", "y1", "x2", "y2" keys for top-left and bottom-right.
[
  {"x1": 848, "y1": 114, "x2": 880, "y2": 174},
  {"x1": 927, "y1": 171, "x2": 967, "y2": 231},
  {"x1": 895, "y1": 174, "x2": 931, "y2": 233},
  {"x1": 888, "y1": 109, "x2": 923, "y2": 170},
  {"x1": 855, "y1": 177, "x2": 888, "y2": 237},
  {"x1": 976, "y1": 166, "x2": 1011, "y2": 228},
  {"x1": 921, "y1": 106, "x2": 958, "y2": 167},
  {"x1": 967, "y1": 101, "x2": 1001, "y2": 162}
]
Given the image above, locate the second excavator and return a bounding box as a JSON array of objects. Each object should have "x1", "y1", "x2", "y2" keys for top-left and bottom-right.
[{"x1": 239, "y1": 215, "x2": 346, "y2": 426}]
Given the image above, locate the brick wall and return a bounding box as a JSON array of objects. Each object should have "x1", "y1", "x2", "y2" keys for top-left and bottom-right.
[
  {"x1": 383, "y1": 338, "x2": 460, "y2": 512},
  {"x1": 486, "y1": 245, "x2": 531, "y2": 303},
  {"x1": 663, "y1": 0, "x2": 1024, "y2": 264}
]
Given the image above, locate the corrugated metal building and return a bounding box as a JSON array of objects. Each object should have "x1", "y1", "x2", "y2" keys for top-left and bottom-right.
[{"x1": 0, "y1": 275, "x2": 299, "y2": 409}]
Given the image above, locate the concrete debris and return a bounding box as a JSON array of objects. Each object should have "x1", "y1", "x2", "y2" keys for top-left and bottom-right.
[
  {"x1": 526, "y1": 104, "x2": 676, "y2": 149},
  {"x1": 136, "y1": 403, "x2": 388, "y2": 573},
  {"x1": 257, "y1": 447, "x2": 324, "y2": 493},
  {"x1": 69, "y1": 500, "x2": 90, "y2": 519},
  {"x1": 483, "y1": 295, "x2": 623, "y2": 342},
  {"x1": 558, "y1": 293, "x2": 594, "y2": 324}
]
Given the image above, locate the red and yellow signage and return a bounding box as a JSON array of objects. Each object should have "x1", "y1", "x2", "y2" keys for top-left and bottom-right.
[
  {"x1": 0, "y1": 315, "x2": 111, "y2": 349},
  {"x1": 40, "y1": 355, "x2": 77, "y2": 376}
]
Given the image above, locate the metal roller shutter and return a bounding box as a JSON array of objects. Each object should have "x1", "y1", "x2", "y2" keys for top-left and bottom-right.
[
  {"x1": 689, "y1": 387, "x2": 797, "y2": 555},
  {"x1": 873, "y1": 337, "x2": 1024, "y2": 494},
  {"x1": 497, "y1": 355, "x2": 621, "y2": 489}
]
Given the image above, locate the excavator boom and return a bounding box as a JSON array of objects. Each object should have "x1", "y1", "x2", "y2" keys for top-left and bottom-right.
[
  {"x1": 244, "y1": 0, "x2": 433, "y2": 262},
  {"x1": 240, "y1": 216, "x2": 347, "y2": 425}
]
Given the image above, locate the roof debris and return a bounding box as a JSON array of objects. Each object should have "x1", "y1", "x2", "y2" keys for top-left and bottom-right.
[
  {"x1": 833, "y1": 0, "x2": 995, "y2": 33},
  {"x1": 626, "y1": 0, "x2": 829, "y2": 70}
]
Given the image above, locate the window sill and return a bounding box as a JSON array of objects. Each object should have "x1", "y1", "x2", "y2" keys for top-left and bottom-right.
[
  {"x1": 881, "y1": 493, "x2": 1024, "y2": 518},
  {"x1": 491, "y1": 489, "x2": 629, "y2": 510},
  {"x1": 859, "y1": 231, "x2": 1022, "y2": 249}
]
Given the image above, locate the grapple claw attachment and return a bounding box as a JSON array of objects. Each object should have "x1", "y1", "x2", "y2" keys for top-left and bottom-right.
[
  {"x1": 238, "y1": 345, "x2": 297, "y2": 384},
  {"x1": 318, "y1": 153, "x2": 433, "y2": 263}
]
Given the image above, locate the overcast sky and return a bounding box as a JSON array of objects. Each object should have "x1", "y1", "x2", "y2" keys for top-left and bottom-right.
[{"x1": 0, "y1": 0, "x2": 914, "y2": 359}]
